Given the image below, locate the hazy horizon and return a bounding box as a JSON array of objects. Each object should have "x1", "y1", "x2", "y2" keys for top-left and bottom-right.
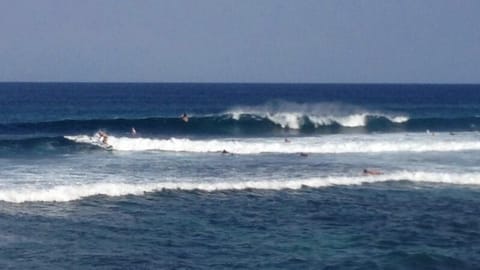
[
  {"x1": 1, "y1": 1, "x2": 479, "y2": 84},
  {"x1": 1, "y1": 80, "x2": 480, "y2": 85}
]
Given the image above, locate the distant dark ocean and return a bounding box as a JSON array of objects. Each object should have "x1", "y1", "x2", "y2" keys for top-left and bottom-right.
[{"x1": 1, "y1": 83, "x2": 480, "y2": 269}]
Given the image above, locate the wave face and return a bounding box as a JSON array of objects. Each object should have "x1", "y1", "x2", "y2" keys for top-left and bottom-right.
[
  {"x1": 1, "y1": 171, "x2": 479, "y2": 203},
  {"x1": 3, "y1": 113, "x2": 480, "y2": 137},
  {"x1": 3, "y1": 101, "x2": 480, "y2": 137},
  {"x1": 0, "y1": 136, "x2": 99, "y2": 155}
]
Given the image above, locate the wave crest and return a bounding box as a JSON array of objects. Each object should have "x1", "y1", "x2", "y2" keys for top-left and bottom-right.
[
  {"x1": 65, "y1": 133, "x2": 480, "y2": 154},
  {"x1": 1, "y1": 171, "x2": 479, "y2": 203},
  {"x1": 227, "y1": 102, "x2": 408, "y2": 129}
]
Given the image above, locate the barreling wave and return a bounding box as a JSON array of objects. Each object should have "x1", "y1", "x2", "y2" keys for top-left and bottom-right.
[
  {"x1": 1, "y1": 171, "x2": 480, "y2": 203},
  {"x1": 65, "y1": 133, "x2": 480, "y2": 154}
]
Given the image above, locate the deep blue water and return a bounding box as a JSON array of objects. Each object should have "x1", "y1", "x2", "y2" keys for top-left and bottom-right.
[
  {"x1": 1, "y1": 83, "x2": 480, "y2": 269},
  {"x1": 2, "y1": 83, "x2": 480, "y2": 123}
]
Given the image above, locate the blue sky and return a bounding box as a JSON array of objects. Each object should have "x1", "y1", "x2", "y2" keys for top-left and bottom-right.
[{"x1": 0, "y1": 0, "x2": 479, "y2": 83}]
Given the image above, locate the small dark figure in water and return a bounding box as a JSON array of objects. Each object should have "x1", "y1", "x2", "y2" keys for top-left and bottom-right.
[
  {"x1": 299, "y1": 152, "x2": 308, "y2": 157},
  {"x1": 363, "y1": 169, "x2": 383, "y2": 175},
  {"x1": 284, "y1": 138, "x2": 291, "y2": 143},
  {"x1": 181, "y1": 113, "x2": 189, "y2": 123},
  {"x1": 221, "y1": 149, "x2": 229, "y2": 154}
]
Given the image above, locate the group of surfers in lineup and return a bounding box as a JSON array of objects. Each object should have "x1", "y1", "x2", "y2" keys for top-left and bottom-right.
[{"x1": 96, "y1": 112, "x2": 383, "y2": 176}]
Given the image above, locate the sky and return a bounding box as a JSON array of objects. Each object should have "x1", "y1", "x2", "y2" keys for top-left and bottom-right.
[{"x1": 0, "y1": 0, "x2": 479, "y2": 83}]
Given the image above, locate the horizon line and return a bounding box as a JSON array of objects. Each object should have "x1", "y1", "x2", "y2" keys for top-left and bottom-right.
[{"x1": 1, "y1": 81, "x2": 479, "y2": 86}]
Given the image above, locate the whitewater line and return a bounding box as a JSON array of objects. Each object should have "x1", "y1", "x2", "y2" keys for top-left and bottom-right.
[
  {"x1": 65, "y1": 134, "x2": 480, "y2": 154},
  {"x1": 1, "y1": 171, "x2": 480, "y2": 203}
]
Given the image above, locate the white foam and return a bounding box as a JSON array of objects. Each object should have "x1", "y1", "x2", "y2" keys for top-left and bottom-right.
[
  {"x1": 391, "y1": 116, "x2": 409, "y2": 123},
  {"x1": 1, "y1": 171, "x2": 479, "y2": 203},
  {"x1": 328, "y1": 113, "x2": 367, "y2": 127},
  {"x1": 263, "y1": 112, "x2": 370, "y2": 128},
  {"x1": 66, "y1": 134, "x2": 94, "y2": 144},
  {"x1": 232, "y1": 111, "x2": 401, "y2": 129},
  {"x1": 265, "y1": 112, "x2": 304, "y2": 129},
  {"x1": 65, "y1": 133, "x2": 480, "y2": 154},
  {"x1": 226, "y1": 102, "x2": 409, "y2": 129}
]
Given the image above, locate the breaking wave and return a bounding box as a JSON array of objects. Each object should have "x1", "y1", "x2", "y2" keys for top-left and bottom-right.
[
  {"x1": 1, "y1": 171, "x2": 480, "y2": 203},
  {"x1": 226, "y1": 101, "x2": 409, "y2": 129},
  {"x1": 3, "y1": 132, "x2": 480, "y2": 155},
  {"x1": 64, "y1": 133, "x2": 480, "y2": 154},
  {"x1": 227, "y1": 102, "x2": 408, "y2": 129},
  {"x1": 3, "y1": 113, "x2": 480, "y2": 137}
]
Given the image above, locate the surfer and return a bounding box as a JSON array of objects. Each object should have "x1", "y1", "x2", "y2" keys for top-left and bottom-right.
[
  {"x1": 131, "y1": 127, "x2": 137, "y2": 136},
  {"x1": 284, "y1": 138, "x2": 291, "y2": 143},
  {"x1": 98, "y1": 131, "x2": 109, "y2": 144},
  {"x1": 299, "y1": 152, "x2": 308, "y2": 157},
  {"x1": 181, "y1": 113, "x2": 189, "y2": 123},
  {"x1": 221, "y1": 149, "x2": 230, "y2": 154},
  {"x1": 363, "y1": 169, "x2": 383, "y2": 176}
]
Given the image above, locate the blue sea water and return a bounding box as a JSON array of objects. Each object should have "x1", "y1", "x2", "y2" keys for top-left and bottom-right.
[{"x1": 1, "y1": 83, "x2": 480, "y2": 269}]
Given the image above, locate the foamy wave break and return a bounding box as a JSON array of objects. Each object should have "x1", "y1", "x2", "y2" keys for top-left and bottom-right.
[
  {"x1": 65, "y1": 134, "x2": 480, "y2": 154},
  {"x1": 227, "y1": 102, "x2": 408, "y2": 129},
  {"x1": 1, "y1": 171, "x2": 479, "y2": 203},
  {"x1": 230, "y1": 112, "x2": 408, "y2": 129}
]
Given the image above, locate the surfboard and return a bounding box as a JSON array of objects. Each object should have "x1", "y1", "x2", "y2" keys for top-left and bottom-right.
[
  {"x1": 91, "y1": 140, "x2": 113, "y2": 151},
  {"x1": 103, "y1": 144, "x2": 113, "y2": 151}
]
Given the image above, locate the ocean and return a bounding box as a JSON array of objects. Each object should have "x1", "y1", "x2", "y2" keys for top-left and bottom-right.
[{"x1": 1, "y1": 83, "x2": 480, "y2": 269}]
